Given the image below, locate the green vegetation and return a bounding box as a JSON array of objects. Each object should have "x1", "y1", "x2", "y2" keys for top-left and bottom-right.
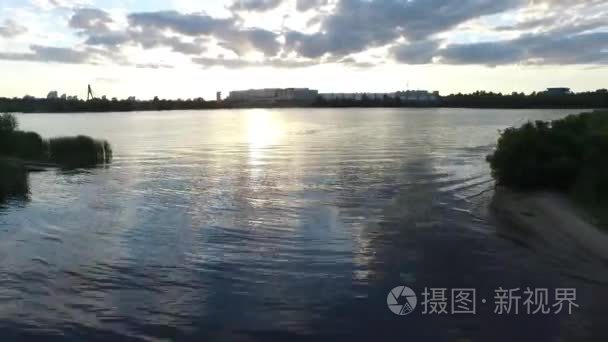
[
  {"x1": 0, "y1": 159, "x2": 28, "y2": 200},
  {"x1": 0, "y1": 113, "x2": 112, "y2": 200},
  {"x1": 0, "y1": 113, "x2": 112, "y2": 167},
  {"x1": 0, "y1": 97, "x2": 222, "y2": 113},
  {"x1": 0, "y1": 89, "x2": 606, "y2": 112},
  {"x1": 488, "y1": 111, "x2": 608, "y2": 226},
  {"x1": 442, "y1": 90, "x2": 608, "y2": 109},
  {"x1": 49, "y1": 136, "x2": 112, "y2": 167},
  {"x1": 0, "y1": 112, "x2": 18, "y2": 131}
]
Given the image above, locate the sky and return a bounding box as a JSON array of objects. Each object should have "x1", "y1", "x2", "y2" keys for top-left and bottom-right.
[{"x1": 0, "y1": 0, "x2": 606, "y2": 100}]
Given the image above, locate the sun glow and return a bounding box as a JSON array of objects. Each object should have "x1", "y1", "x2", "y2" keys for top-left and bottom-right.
[{"x1": 246, "y1": 110, "x2": 285, "y2": 149}]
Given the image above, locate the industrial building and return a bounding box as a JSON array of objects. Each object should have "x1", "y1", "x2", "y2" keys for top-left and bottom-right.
[
  {"x1": 545, "y1": 88, "x2": 572, "y2": 96},
  {"x1": 320, "y1": 90, "x2": 440, "y2": 102},
  {"x1": 227, "y1": 88, "x2": 319, "y2": 104}
]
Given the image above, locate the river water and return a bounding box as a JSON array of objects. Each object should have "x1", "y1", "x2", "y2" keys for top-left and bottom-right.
[{"x1": 1, "y1": 108, "x2": 607, "y2": 341}]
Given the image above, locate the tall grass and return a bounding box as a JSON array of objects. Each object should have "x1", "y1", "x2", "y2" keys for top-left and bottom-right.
[
  {"x1": 48, "y1": 136, "x2": 112, "y2": 167},
  {"x1": 0, "y1": 159, "x2": 28, "y2": 199},
  {"x1": 0, "y1": 130, "x2": 47, "y2": 160},
  {"x1": 0, "y1": 113, "x2": 113, "y2": 168}
]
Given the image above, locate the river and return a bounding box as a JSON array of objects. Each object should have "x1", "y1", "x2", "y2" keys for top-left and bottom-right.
[{"x1": 1, "y1": 108, "x2": 606, "y2": 341}]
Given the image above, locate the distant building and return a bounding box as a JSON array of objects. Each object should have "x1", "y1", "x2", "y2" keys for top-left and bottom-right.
[
  {"x1": 227, "y1": 88, "x2": 319, "y2": 104},
  {"x1": 545, "y1": 88, "x2": 572, "y2": 96},
  {"x1": 395, "y1": 90, "x2": 440, "y2": 102},
  {"x1": 320, "y1": 90, "x2": 440, "y2": 102},
  {"x1": 216, "y1": 91, "x2": 222, "y2": 102},
  {"x1": 47, "y1": 91, "x2": 58, "y2": 99},
  {"x1": 127, "y1": 96, "x2": 136, "y2": 102}
]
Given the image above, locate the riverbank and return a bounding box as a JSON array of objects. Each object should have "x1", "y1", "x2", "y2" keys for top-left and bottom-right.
[
  {"x1": 492, "y1": 187, "x2": 608, "y2": 261},
  {"x1": 2, "y1": 91, "x2": 607, "y2": 113}
]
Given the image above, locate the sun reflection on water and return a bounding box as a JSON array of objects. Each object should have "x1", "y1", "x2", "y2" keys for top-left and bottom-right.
[{"x1": 246, "y1": 110, "x2": 286, "y2": 169}]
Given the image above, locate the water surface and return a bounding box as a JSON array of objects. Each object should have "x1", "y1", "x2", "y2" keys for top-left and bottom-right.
[{"x1": 1, "y1": 108, "x2": 607, "y2": 341}]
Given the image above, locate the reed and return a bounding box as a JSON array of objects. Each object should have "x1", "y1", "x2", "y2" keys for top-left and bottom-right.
[
  {"x1": 0, "y1": 159, "x2": 29, "y2": 199},
  {"x1": 48, "y1": 136, "x2": 112, "y2": 167}
]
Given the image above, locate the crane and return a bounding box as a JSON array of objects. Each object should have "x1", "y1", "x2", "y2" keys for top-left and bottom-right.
[{"x1": 87, "y1": 84, "x2": 95, "y2": 101}]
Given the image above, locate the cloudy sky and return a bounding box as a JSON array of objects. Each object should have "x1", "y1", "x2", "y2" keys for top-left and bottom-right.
[{"x1": 0, "y1": 0, "x2": 606, "y2": 100}]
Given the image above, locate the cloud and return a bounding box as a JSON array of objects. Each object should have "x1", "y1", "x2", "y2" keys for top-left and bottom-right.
[
  {"x1": 229, "y1": 0, "x2": 283, "y2": 12},
  {"x1": 0, "y1": 19, "x2": 27, "y2": 38},
  {"x1": 296, "y1": 0, "x2": 328, "y2": 12},
  {"x1": 192, "y1": 56, "x2": 317, "y2": 69},
  {"x1": 69, "y1": 7, "x2": 113, "y2": 34},
  {"x1": 438, "y1": 31, "x2": 608, "y2": 66},
  {"x1": 3, "y1": 0, "x2": 608, "y2": 70},
  {"x1": 391, "y1": 40, "x2": 440, "y2": 64},
  {"x1": 0, "y1": 45, "x2": 92, "y2": 63},
  {"x1": 127, "y1": 11, "x2": 280, "y2": 56},
  {"x1": 285, "y1": 0, "x2": 524, "y2": 58},
  {"x1": 30, "y1": 0, "x2": 92, "y2": 10}
]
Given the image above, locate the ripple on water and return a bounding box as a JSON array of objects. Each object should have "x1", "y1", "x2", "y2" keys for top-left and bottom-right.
[{"x1": 1, "y1": 108, "x2": 607, "y2": 341}]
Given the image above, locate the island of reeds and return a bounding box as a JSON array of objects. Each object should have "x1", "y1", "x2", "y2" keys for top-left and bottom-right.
[{"x1": 0, "y1": 113, "x2": 112, "y2": 200}]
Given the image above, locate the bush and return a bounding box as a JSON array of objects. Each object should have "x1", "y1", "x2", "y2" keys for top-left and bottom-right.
[
  {"x1": 0, "y1": 159, "x2": 28, "y2": 199},
  {"x1": 0, "y1": 131, "x2": 47, "y2": 160},
  {"x1": 488, "y1": 111, "x2": 608, "y2": 204},
  {"x1": 0, "y1": 113, "x2": 17, "y2": 132},
  {"x1": 48, "y1": 135, "x2": 112, "y2": 167}
]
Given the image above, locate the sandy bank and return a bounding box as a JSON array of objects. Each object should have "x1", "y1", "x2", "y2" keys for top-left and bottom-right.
[{"x1": 491, "y1": 187, "x2": 608, "y2": 262}]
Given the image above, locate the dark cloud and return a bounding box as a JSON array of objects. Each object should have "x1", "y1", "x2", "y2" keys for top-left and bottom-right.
[
  {"x1": 69, "y1": 8, "x2": 113, "y2": 34},
  {"x1": 494, "y1": 16, "x2": 558, "y2": 31},
  {"x1": 439, "y1": 32, "x2": 608, "y2": 66},
  {"x1": 0, "y1": 19, "x2": 27, "y2": 38},
  {"x1": 128, "y1": 11, "x2": 232, "y2": 36},
  {"x1": 296, "y1": 0, "x2": 328, "y2": 12},
  {"x1": 128, "y1": 11, "x2": 280, "y2": 56},
  {"x1": 391, "y1": 40, "x2": 440, "y2": 64},
  {"x1": 4, "y1": 1, "x2": 607, "y2": 69},
  {"x1": 285, "y1": 0, "x2": 524, "y2": 58},
  {"x1": 229, "y1": 0, "x2": 283, "y2": 12}
]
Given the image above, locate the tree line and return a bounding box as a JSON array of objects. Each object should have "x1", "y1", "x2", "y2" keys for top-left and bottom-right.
[{"x1": 1, "y1": 89, "x2": 607, "y2": 113}]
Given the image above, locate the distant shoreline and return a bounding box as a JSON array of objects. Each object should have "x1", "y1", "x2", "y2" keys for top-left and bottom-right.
[
  {"x1": 5, "y1": 104, "x2": 607, "y2": 114},
  {"x1": 2, "y1": 91, "x2": 607, "y2": 113}
]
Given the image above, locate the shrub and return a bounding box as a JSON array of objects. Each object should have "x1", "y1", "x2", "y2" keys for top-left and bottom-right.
[
  {"x1": 0, "y1": 159, "x2": 29, "y2": 200},
  {"x1": 0, "y1": 131, "x2": 48, "y2": 160},
  {"x1": 48, "y1": 135, "x2": 112, "y2": 167},
  {"x1": 0, "y1": 113, "x2": 17, "y2": 132},
  {"x1": 488, "y1": 111, "x2": 608, "y2": 204}
]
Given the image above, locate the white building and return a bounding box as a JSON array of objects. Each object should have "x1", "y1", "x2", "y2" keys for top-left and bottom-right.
[
  {"x1": 320, "y1": 91, "x2": 439, "y2": 102},
  {"x1": 395, "y1": 90, "x2": 440, "y2": 102},
  {"x1": 227, "y1": 88, "x2": 319, "y2": 103}
]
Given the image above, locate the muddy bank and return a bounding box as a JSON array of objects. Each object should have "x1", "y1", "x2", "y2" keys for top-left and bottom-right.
[{"x1": 492, "y1": 187, "x2": 608, "y2": 262}]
